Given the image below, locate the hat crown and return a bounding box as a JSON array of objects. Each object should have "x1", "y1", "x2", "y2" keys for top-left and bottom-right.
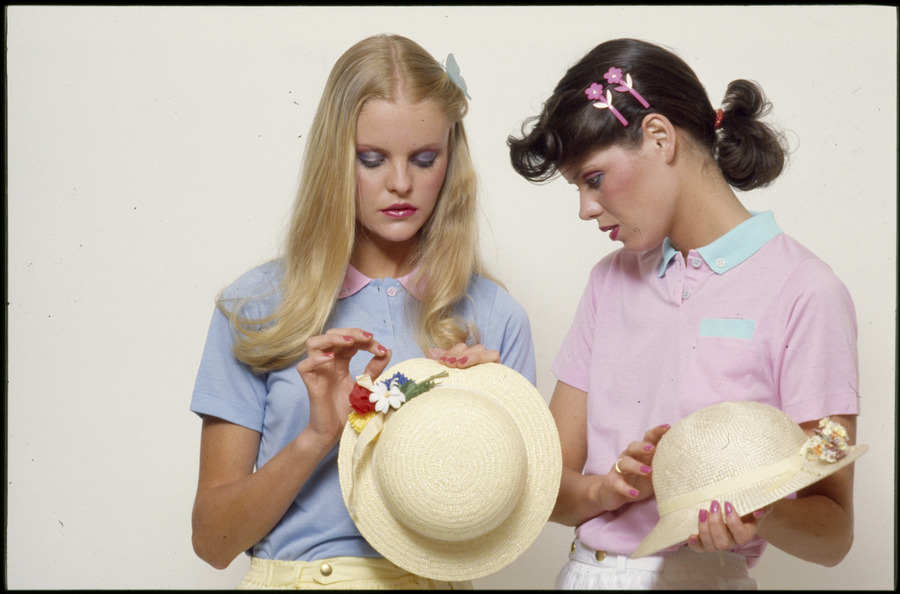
[
  {"x1": 374, "y1": 387, "x2": 527, "y2": 541},
  {"x1": 653, "y1": 401, "x2": 806, "y2": 502}
]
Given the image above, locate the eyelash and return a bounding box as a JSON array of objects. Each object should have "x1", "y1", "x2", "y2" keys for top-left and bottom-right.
[{"x1": 357, "y1": 151, "x2": 438, "y2": 169}]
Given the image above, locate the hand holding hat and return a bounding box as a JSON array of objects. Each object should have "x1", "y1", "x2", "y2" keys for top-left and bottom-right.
[
  {"x1": 632, "y1": 401, "x2": 866, "y2": 558},
  {"x1": 338, "y1": 358, "x2": 562, "y2": 581}
]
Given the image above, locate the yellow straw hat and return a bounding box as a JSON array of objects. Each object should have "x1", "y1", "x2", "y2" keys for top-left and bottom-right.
[
  {"x1": 632, "y1": 400, "x2": 866, "y2": 558},
  {"x1": 337, "y1": 358, "x2": 561, "y2": 581}
]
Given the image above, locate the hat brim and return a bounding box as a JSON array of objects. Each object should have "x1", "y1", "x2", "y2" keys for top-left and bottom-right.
[
  {"x1": 632, "y1": 444, "x2": 867, "y2": 558},
  {"x1": 337, "y1": 359, "x2": 561, "y2": 581}
]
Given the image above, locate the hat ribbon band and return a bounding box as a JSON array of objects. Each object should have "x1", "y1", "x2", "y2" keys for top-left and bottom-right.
[
  {"x1": 656, "y1": 450, "x2": 804, "y2": 517},
  {"x1": 346, "y1": 411, "x2": 390, "y2": 520}
]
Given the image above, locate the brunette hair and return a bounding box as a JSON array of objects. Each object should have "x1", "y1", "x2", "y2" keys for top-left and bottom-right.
[
  {"x1": 508, "y1": 38, "x2": 786, "y2": 191},
  {"x1": 222, "y1": 34, "x2": 490, "y2": 373}
]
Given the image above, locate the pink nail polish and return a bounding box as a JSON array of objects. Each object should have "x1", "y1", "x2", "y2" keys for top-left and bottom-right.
[
  {"x1": 659, "y1": 424, "x2": 671, "y2": 429},
  {"x1": 362, "y1": 331, "x2": 373, "y2": 338},
  {"x1": 458, "y1": 357, "x2": 468, "y2": 364},
  {"x1": 447, "y1": 357, "x2": 457, "y2": 364},
  {"x1": 440, "y1": 356, "x2": 447, "y2": 362},
  {"x1": 377, "y1": 345, "x2": 387, "y2": 354},
  {"x1": 725, "y1": 502, "x2": 734, "y2": 515},
  {"x1": 643, "y1": 445, "x2": 654, "y2": 452},
  {"x1": 342, "y1": 335, "x2": 354, "y2": 341},
  {"x1": 640, "y1": 465, "x2": 652, "y2": 474},
  {"x1": 629, "y1": 489, "x2": 639, "y2": 497},
  {"x1": 753, "y1": 509, "x2": 764, "y2": 518},
  {"x1": 710, "y1": 501, "x2": 720, "y2": 514},
  {"x1": 699, "y1": 509, "x2": 708, "y2": 523}
]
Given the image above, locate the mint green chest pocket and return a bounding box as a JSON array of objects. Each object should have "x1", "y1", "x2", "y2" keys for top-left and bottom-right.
[{"x1": 698, "y1": 318, "x2": 756, "y2": 340}]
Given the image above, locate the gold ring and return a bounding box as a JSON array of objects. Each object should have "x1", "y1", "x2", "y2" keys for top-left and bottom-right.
[{"x1": 614, "y1": 458, "x2": 624, "y2": 474}]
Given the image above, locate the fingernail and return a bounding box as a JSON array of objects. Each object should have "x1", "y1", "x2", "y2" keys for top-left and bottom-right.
[
  {"x1": 753, "y1": 509, "x2": 764, "y2": 518},
  {"x1": 725, "y1": 502, "x2": 734, "y2": 515},
  {"x1": 323, "y1": 352, "x2": 334, "y2": 358},
  {"x1": 640, "y1": 465, "x2": 652, "y2": 474},
  {"x1": 362, "y1": 331, "x2": 373, "y2": 338},
  {"x1": 710, "y1": 501, "x2": 720, "y2": 514},
  {"x1": 629, "y1": 489, "x2": 639, "y2": 498},
  {"x1": 659, "y1": 424, "x2": 671, "y2": 429},
  {"x1": 643, "y1": 445, "x2": 654, "y2": 452},
  {"x1": 458, "y1": 357, "x2": 467, "y2": 364},
  {"x1": 377, "y1": 345, "x2": 387, "y2": 354},
  {"x1": 342, "y1": 335, "x2": 354, "y2": 341},
  {"x1": 440, "y1": 356, "x2": 447, "y2": 362},
  {"x1": 688, "y1": 535, "x2": 697, "y2": 545},
  {"x1": 447, "y1": 357, "x2": 457, "y2": 364},
  {"x1": 699, "y1": 509, "x2": 708, "y2": 523}
]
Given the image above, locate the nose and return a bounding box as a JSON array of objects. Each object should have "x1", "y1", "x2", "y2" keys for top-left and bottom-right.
[
  {"x1": 578, "y1": 190, "x2": 603, "y2": 221},
  {"x1": 387, "y1": 163, "x2": 412, "y2": 196}
]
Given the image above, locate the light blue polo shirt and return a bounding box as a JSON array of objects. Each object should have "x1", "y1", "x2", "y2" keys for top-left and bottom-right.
[{"x1": 191, "y1": 260, "x2": 536, "y2": 562}]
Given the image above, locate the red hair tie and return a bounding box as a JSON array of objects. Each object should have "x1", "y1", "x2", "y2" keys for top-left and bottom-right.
[{"x1": 714, "y1": 108, "x2": 724, "y2": 130}]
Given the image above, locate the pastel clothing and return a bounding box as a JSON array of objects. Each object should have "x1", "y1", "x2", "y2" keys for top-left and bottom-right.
[
  {"x1": 192, "y1": 260, "x2": 536, "y2": 563},
  {"x1": 556, "y1": 538, "x2": 756, "y2": 590},
  {"x1": 552, "y1": 211, "x2": 859, "y2": 568},
  {"x1": 238, "y1": 556, "x2": 471, "y2": 590}
]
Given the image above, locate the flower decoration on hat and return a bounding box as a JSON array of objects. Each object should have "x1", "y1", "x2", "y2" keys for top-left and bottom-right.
[
  {"x1": 804, "y1": 417, "x2": 850, "y2": 463},
  {"x1": 348, "y1": 370, "x2": 448, "y2": 435}
]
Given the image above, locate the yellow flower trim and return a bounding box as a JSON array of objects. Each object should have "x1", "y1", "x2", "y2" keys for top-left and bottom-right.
[{"x1": 349, "y1": 410, "x2": 379, "y2": 437}]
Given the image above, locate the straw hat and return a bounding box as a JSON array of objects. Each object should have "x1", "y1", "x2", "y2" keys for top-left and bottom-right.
[
  {"x1": 632, "y1": 400, "x2": 866, "y2": 558},
  {"x1": 337, "y1": 358, "x2": 561, "y2": 581}
]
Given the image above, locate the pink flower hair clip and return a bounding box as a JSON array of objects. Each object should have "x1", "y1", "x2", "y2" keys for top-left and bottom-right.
[
  {"x1": 589, "y1": 88, "x2": 629, "y2": 127},
  {"x1": 583, "y1": 67, "x2": 651, "y2": 127},
  {"x1": 604, "y1": 67, "x2": 650, "y2": 108}
]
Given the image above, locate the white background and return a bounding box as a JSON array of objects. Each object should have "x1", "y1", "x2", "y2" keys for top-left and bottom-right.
[{"x1": 6, "y1": 5, "x2": 896, "y2": 590}]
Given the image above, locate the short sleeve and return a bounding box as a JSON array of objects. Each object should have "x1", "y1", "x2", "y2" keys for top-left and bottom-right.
[{"x1": 773, "y1": 258, "x2": 860, "y2": 422}]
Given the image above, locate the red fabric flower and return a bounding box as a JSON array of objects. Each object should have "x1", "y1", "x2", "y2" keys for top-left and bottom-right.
[{"x1": 349, "y1": 383, "x2": 375, "y2": 414}]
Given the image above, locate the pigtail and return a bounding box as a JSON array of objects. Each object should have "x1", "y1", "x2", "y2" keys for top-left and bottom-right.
[{"x1": 716, "y1": 80, "x2": 788, "y2": 191}]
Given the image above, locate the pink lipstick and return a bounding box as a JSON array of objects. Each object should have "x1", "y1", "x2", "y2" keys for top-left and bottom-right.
[{"x1": 382, "y1": 204, "x2": 417, "y2": 218}]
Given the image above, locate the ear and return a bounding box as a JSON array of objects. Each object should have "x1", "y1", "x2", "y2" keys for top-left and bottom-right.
[{"x1": 640, "y1": 113, "x2": 677, "y2": 163}]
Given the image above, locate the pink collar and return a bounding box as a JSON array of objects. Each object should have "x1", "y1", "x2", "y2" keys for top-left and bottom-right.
[{"x1": 337, "y1": 264, "x2": 421, "y2": 299}]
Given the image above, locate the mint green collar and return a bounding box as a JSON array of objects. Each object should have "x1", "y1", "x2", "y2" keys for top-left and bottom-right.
[{"x1": 658, "y1": 211, "x2": 782, "y2": 277}]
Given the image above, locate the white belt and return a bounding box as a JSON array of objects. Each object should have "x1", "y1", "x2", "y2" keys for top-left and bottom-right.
[
  {"x1": 569, "y1": 538, "x2": 666, "y2": 572},
  {"x1": 569, "y1": 538, "x2": 749, "y2": 575}
]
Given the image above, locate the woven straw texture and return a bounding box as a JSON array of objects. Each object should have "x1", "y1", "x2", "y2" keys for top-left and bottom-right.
[
  {"x1": 338, "y1": 359, "x2": 561, "y2": 581},
  {"x1": 632, "y1": 400, "x2": 866, "y2": 558}
]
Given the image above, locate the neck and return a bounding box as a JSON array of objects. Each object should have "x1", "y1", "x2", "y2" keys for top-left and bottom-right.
[
  {"x1": 669, "y1": 165, "x2": 751, "y2": 259},
  {"x1": 351, "y1": 234, "x2": 418, "y2": 280}
]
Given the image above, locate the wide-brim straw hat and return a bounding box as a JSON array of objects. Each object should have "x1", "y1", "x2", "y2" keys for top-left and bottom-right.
[
  {"x1": 337, "y1": 358, "x2": 561, "y2": 581},
  {"x1": 632, "y1": 400, "x2": 866, "y2": 558}
]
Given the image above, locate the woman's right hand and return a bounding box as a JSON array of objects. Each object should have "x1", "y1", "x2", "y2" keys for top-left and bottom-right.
[
  {"x1": 596, "y1": 423, "x2": 670, "y2": 511},
  {"x1": 296, "y1": 328, "x2": 392, "y2": 447}
]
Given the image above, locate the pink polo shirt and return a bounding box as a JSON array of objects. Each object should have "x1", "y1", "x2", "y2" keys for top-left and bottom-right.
[{"x1": 551, "y1": 211, "x2": 859, "y2": 565}]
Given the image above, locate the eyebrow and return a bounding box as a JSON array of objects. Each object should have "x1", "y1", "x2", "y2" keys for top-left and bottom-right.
[{"x1": 355, "y1": 143, "x2": 444, "y2": 154}]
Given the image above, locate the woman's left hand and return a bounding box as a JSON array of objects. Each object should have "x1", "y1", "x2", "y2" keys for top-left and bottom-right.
[
  {"x1": 426, "y1": 342, "x2": 500, "y2": 368},
  {"x1": 687, "y1": 501, "x2": 771, "y2": 552}
]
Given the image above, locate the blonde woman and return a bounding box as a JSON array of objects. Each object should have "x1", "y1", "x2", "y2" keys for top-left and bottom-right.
[{"x1": 191, "y1": 34, "x2": 535, "y2": 589}]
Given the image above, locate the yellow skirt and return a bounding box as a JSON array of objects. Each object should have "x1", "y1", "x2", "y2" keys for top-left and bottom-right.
[{"x1": 237, "y1": 556, "x2": 473, "y2": 590}]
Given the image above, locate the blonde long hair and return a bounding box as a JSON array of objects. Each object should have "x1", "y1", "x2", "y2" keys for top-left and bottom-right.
[{"x1": 221, "y1": 34, "x2": 494, "y2": 373}]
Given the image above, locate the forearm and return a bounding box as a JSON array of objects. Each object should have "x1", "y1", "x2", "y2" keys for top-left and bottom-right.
[
  {"x1": 758, "y1": 492, "x2": 854, "y2": 567},
  {"x1": 192, "y1": 430, "x2": 335, "y2": 569}
]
